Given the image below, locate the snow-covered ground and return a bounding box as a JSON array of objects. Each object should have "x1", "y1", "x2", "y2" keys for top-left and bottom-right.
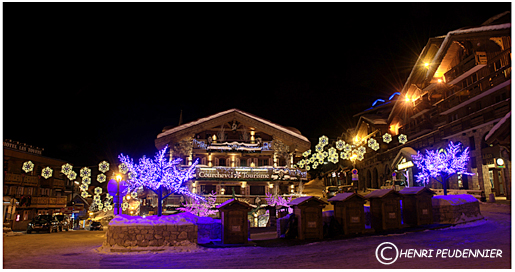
[{"x1": 2, "y1": 202, "x2": 510, "y2": 269}]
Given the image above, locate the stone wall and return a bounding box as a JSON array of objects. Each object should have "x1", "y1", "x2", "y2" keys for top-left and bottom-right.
[
  {"x1": 197, "y1": 220, "x2": 222, "y2": 244},
  {"x1": 432, "y1": 195, "x2": 483, "y2": 224},
  {"x1": 105, "y1": 223, "x2": 198, "y2": 247}
]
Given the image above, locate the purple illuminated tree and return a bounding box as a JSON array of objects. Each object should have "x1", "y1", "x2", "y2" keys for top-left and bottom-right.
[
  {"x1": 118, "y1": 145, "x2": 204, "y2": 216},
  {"x1": 412, "y1": 141, "x2": 473, "y2": 195}
]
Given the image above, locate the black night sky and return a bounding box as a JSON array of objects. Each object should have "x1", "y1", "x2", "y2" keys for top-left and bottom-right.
[{"x1": 3, "y1": 2, "x2": 511, "y2": 167}]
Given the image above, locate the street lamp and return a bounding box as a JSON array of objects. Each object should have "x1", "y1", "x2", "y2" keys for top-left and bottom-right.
[{"x1": 116, "y1": 174, "x2": 122, "y2": 215}]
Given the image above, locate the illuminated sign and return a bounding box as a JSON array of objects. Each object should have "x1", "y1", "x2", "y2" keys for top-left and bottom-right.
[
  {"x1": 196, "y1": 168, "x2": 271, "y2": 180},
  {"x1": 397, "y1": 161, "x2": 414, "y2": 170}
]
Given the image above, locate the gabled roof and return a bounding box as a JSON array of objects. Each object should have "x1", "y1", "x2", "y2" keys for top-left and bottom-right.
[
  {"x1": 391, "y1": 147, "x2": 418, "y2": 169},
  {"x1": 288, "y1": 196, "x2": 328, "y2": 206},
  {"x1": 155, "y1": 108, "x2": 310, "y2": 151},
  {"x1": 399, "y1": 187, "x2": 435, "y2": 195},
  {"x1": 216, "y1": 198, "x2": 252, "y2": 210},
  {"x1": 365, "y1": 189, "x2": 402, "y2": 199},
  {"x1": 328, "y1": 192, "x2": 366, "y2": 202}
]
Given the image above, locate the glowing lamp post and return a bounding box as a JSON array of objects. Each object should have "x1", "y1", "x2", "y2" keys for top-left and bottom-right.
[{"x1": 108, "y1": 174, "x2": 128, "y2": 216}]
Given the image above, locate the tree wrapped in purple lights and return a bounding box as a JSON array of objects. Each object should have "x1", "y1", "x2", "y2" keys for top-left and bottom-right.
[
  {"x1": 177, "y1": 193, "x2": 217, "y2": 217},
  {"x1": 265, "y1": 192, "x2": 293, "y2": 213},
  {"x1": 412, "y1": 141, "x2": 473, "y2": 195},
  {"x1": 118, "y1": 145, "x2": 204, "y2": 216}
]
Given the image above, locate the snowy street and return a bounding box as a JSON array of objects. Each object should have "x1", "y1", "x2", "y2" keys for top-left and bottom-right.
[{"x1": 3, "y1": 203, "x2": 510, "y2": 269}]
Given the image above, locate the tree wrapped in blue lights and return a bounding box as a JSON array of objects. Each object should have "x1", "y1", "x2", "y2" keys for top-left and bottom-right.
[
  {"x1": 118, "y1": 145, "x2": 203, "y2": 216},
  {"x1": 412, "y1": 141, "x2": 473, "y2": 195}
]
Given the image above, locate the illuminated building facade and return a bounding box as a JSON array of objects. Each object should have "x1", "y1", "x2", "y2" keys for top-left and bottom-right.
[
  {"x1": 352, "y1": 12, "x2": 511, "y2": 198},
  {"x1": 155, "y1": 109, "x2": 311, "y2": 205}
]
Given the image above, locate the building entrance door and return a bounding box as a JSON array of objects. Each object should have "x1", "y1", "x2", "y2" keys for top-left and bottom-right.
[{"x1": 489, "y1": 169, "x2": 505, "y2": 196}]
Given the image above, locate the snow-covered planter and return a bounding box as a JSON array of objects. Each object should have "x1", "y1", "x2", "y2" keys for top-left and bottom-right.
[
  {"x1": 432, "y1": 195, "x2": 483, "y2": 224},
  {"x1": 104, "y1": 213, "x2": 221, "y2": 248}
]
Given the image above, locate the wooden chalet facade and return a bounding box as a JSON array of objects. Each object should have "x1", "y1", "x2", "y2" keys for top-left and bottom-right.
[
  {"x1": 349, "y1": 12, "x2": 511, "y2": 198},
  {"x1": 155, "y1": 109, "x2": 311, "y2": 205}
]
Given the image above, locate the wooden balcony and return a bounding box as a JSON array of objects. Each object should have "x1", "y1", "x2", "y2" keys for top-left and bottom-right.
[
  {"x1": 445, "y1": 51, "x2": 487, "y2": 85},
  {"x1": 40, "y1": 179, "x2": 66, "y2": 190},
  {"x1": 4, "y1": 173, "x2": 23, "y2": 185},
  {"x1": 22, "y1": 176, "x2": 39, "y2": 187},
  {"x1": 30, "y1": 196, "x2": 67, "y2": 208}
]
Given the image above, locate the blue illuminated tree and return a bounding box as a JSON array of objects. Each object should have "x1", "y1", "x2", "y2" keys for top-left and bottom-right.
[
  {"x1": 412, "y1": 141, "x2": 473, "y2": 195},
  {"x1": 118, "y1": 146, "x2": 204, "y2": 216}
]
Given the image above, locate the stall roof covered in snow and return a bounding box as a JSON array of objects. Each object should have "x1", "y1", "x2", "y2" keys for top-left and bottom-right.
[
  {"x1": 288, "y1": 196, "x2": 328, "y2": 206},
  {"x1": 432, "y1": 194, "x2": 479, "y2": 206},
  {"x1": 328, "y1": 192, "x2": 365, "y2": 202},
  {"x1": 365, "y1": 189, "x2": 402, "y2": 199},
  {"x1": 216, "y1": 199, "x2": 252, "y2": 210},
  {"x1": 399, "y1": 187, "x2": 435, "y2": 195}
]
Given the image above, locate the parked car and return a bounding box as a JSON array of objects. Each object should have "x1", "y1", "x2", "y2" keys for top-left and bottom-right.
[
  {"x1": 27, "y1": 215, "x2": 60, "y2": 234},
  {"x1": 86, "y1": 221, "x2": 103, "y2": 231},
  {"x1": 54, "y1": 214, "x2": 71, "y2": 231}
]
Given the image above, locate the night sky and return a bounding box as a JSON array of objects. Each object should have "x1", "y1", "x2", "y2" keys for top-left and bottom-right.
[{"x1": 3, "y1": 2, "x2": 511, "y2": 167}]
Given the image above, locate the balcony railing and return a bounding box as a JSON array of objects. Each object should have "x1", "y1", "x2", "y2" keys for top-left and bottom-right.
[
  {"x1": 22, "y1": 176, "x2": 39, "y2": 187},
  {"x1": 40, "y1": 179, "x2": 66, "y2": 189},
  {"x1": 444, "y1": 51, "x2": 487, "y2": 85},
  {"x1": 4, "y1": 173, "x2": 23, "y2": 185},
  {"x1": 30, "y1": 196, "x2": 67, "y2": 208}
]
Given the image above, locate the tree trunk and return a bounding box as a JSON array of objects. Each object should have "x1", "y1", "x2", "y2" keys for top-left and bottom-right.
[
  {"x1": 443, "y1": 178, "x2": 447, "y2": 196},
  {"x1": 158, "y1": 187, "x2": 163, "y2": 216}
]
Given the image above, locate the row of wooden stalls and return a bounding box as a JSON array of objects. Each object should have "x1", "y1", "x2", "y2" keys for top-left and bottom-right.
[{"x1": 216, "y1": 187, "x2": 434, "y2": 243}]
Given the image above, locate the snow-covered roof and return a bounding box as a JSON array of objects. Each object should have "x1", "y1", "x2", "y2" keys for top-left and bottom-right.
[
  {"x1": 288, "y1": 196, "x2": 328, "y2": 206},
  {"x1": 428, "y1": 23, "x2": 511, "y2": 79},
  {"x1": 327, "y1": 192, "x2": 365, "y2": 202},
  {"x1": 390, "y1": 147, "x2": 418, "y2": 169},
  {"x1": 157, "y1": 108, "x2": 309, "y2": 143},
  {"x1": 485, "y1": 111, "x2": 511, "y2": 142},
  {"x1": 399, "y1": 187, "x2": 435, "y2": 195},
  {"x1": 216, "y1": 198, "x2": 252, "y2": 210},
  {"x1": 365, "y1": 189, "x2": 401, "y2": 199},
  {"x1": 432, "y1": 194, "x2": 478, "y2": 206}
]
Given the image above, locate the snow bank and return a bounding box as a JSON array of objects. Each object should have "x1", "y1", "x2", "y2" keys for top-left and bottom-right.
[
  {"x1": 96, "y1": 240, "x2": 205, "y2": 255},
  {"x1": 432, "y1": 195, "x2": 483, "y2": 224},
  {"x1": 109, "y1": 212, "x2": 215, "y2": 226},
  {"x1": 432, "y1": 194, "x2": 478, "y2": 206}
]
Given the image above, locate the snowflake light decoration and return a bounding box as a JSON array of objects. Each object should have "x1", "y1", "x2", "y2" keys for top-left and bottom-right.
[
  {"x1": 128, "y1": 171, "x2": 136, "y2": 180},
  {"x1": 357, "y1": 153, "x2": 364, "y2": 161},
  {"x1": 80, "y1": 184, "x2": 88, "y2": 191},
  {"x1": 383, "y1": 133, "x2": 392, "y2": 143},
  {"x1": 328, "y1": 154, "x2": 339, "y2": 164},
  {"x1": 122, "y1": 202, "x2": 129, "y2": 210},
  {"x1": 80, "y1": 167, "x2": 91, "y2": 178},
  {"x1": 302, "y1": 150, "x2": 311, "y2": 158},
  {"x1": 131, "y1": 191, "x2": 138, "y2": 199},
  {"x1": 315, "y1": 144, "x2": 324, "y2": 153},
  {"x1": 316, "y1": 152, "x2": 324, "y2": 161},
  {"x1": 94, "y1": 187, "x2": 102, "y2": 195},
  {"x1": 319, "y1": 135, "x2": 329, "y2": 147},
  {"x1": 119, "y1": 163, "x2": 129, "y2": 174},
  {"x1": 368, "y1": 138, "x2": 377, "y2": 148},
  {"x1": 323, "y1": 151, "x2": 328, "y2": 158},
  {"x1": 103, "y1": 208, "x2": 108, "y2": 212},
  {"x1": 344, "y1": 144, "x2": 352, "y2": 153},
  {"x1": 371, "y1": 143, "x2": 380, "y2": 151},
  {"x1": 306, "y1": 165, "x2": 311, "y2": 171},
  {"x1": 398, "y1": 134, "x2": 408, "y2": 144},
  {"x1": 335, "y1": 140, "x2": 345, "y2": 151},
  {"x1": 99, "y1": 161, "x2": 109, "y2": 173},
  {"x1": 22, "y1": 161, "x2": 34, "y2": 173},
  {"x1": 312, "y1": 161, "x2": 319, "y2": 169},
  {"x1": 93, "y1": 195, "x2": 101, "y2": 201},
  {"x1": 61, "y1": 163, "x2": 73, "y2": 175},
  {"x1": 298, "y1": 160, "x2": 305, "y2": 168},
  {"x1": 68, "y1": 171, "x2": 77, "y2": 180},
  {"x1": 97, "y1": 173, "x2": 106, "y2": 183},
  {"x1": 309, "y1": 156, "x2": 316, "y2": 164},
  {"x1": 82, "y1": 176, "x2": 91, "y2": 185},
  {"x1": 358, "y1": 146, "x2": 366, "y2": 154},
  {"x1": 41, "y1": 167, "x2": 53, "y2": 179},
  {"x1": 81, "y1": 191, "x2": 89, "y2": 198},
  {"x1": 341, "y1": 152, "x2": 349, "y2": 160},
  {"x1": 328, "y1": 147, "x2": 337, "y2": 156}
]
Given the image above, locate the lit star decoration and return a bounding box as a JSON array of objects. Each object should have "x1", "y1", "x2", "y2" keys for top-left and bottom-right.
[
  {"x1": 22, "y1": 161, "x2": 34, "y2": 173},
  {"x1": 42, "y1": 167, "x2": 53, "y2": 179},
  {"x1": 118, "y1": 145, "x2": 203, "y2": 216},
  {"x1": 412, "y1": 141, "x2": 473, "y2": 195},
  {"x1": 119, "y1": 163, "x2": 129, "y2": 174},
  {"x1": 319, "y1": 135, "x2": 329, "y2": 147},
  {"x1": 336, "y1": 140, "x2": 345, "y2": 151},
  {"x1": 398, "y1": 134, "x2": 408, "y2": 144},
  {"x1": 68, "y1": 171, "x2": 77, "y2": 180},
  {"x1": 97, "y1": 173, "x2": 106, "y2": 183},
  {"x1": 383, "y1": 133, "x2": 392, "y2": 143},
  {"x1": 61, "y1": 163, "x2": 72, "y2": 175},
  {"x1": 99, "y1": 161, "x2": 109, "y2": 173},
  {"x1": 80, "y1": 167, "x2": 91, "y2": 178},
  {"x1": 82, "y1": 176, "x2": 91, "y2": 185}
]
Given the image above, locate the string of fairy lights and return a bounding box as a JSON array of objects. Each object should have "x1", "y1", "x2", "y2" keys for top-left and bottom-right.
[{"x1": 295, "y1": 132, "x2": 408, "y2": 171}]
